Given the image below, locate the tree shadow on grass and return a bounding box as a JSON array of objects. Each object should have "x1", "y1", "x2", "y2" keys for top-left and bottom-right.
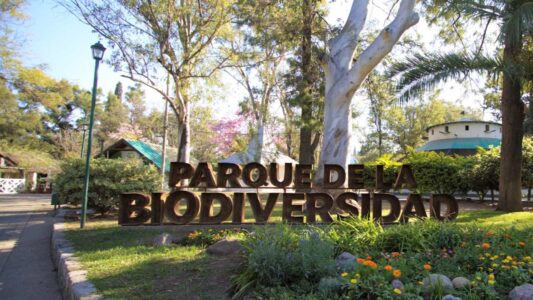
[{"x1": 65, "y1": 226, "x2": 241, "y2": 300}]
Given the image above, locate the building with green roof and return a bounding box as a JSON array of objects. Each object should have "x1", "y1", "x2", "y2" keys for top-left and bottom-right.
[
  {"x1": 418, "y1": 120, "x2": 502, "y2": 155},
  {"x1": 99, "y1": 139, "x2": 178, "y2": 172}
]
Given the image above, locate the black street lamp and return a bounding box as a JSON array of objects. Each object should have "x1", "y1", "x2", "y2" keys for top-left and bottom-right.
[{"x1": 81, "y1": 41, "x2": 106, "y2": 228}]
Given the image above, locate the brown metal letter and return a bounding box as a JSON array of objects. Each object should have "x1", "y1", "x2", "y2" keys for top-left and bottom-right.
[
  {"x1": 232, "y1": 193, "x2": 245, "y2": 223},
  {"x1": 189, "y1": 162, "x2": 217, "y2": 188},
  {"x1": 399, "y1": 193, "x2": 427, "y2": 223},
  {"x1": 168, "y1": 162, "x2": 194, "y2": 188},
  {"x1": 374, "y1": 193, "x2": 401, "y2": 224},
  {"x1": 199, "y1": 193, "x2": 233, "y2": 224},
  {"x1": 430, "y1": 194, "x2": 459, "y2": 221},
  {"x1": 394, "y1": 164, "x2": 417, "y2": 190},
  {"x1": 360, "y1": 193, "x2": 371, "y2": 219},
  {"x1": 348, "y1": 164, "x2": 365, "y2": 189},
  {"x1": 165, "y1": 191, "x2": 199, "y2": 224},
  {"x1": 119, "y1": 193, "x2": 151, "y2": 225},
  {"x1": 242, "y1": 163, "x2": 268, "y2": 188},
  {"x1": 247, "y1": 193, "x2": 278, "y2": 223},
  {"x1": 294, "y1": 164, "x2": 312, "y2": 189},
  {"x1": 217, "y1": 163, "x2": 242, "y2": 188},
  {"x1": 269, "y1": 163, "x2": 293, "y2": 188},
  {"x1": 323, "y1": 165, "x2": 346, "y2": 188},
  {"x1": 282, "y1": 193, "x2": 304, "y2": 224},
  {"x1": 305, "y1": 193, "x2": 334, "y2": 223},
  {"x1": 335, "y1": 192, "x2": 360, "y2": 219},
  {"x1": 376, "y1": 165, "x2": 392, "y2": 190},
  {"x1": 151, "y1": 192, "x2": 165, "y2": 225}
]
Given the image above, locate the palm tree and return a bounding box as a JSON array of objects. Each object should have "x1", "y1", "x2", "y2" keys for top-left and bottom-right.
[{"x1": 389, "y1": 0, "x2": 533, "y2": 212}]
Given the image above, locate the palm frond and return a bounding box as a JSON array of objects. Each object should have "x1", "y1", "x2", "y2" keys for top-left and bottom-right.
[
  {"x1": 453, "y1": 0, "x2": 504, "y2": 20},
  {"x1": 503, "y1": 2, "x2": 533, "y2": 45},
  {"x1": 388, "y1": 52, "x2": 502, "y2": 101}
]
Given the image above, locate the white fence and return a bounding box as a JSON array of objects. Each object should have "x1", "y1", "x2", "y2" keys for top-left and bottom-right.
[{"x1": 0, "y1": 178, "x2": 26, "y2": 194}]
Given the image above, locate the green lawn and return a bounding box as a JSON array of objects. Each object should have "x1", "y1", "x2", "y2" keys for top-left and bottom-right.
[{"x1": 64, "y1": 209, "x2": 532, "y2": 300}]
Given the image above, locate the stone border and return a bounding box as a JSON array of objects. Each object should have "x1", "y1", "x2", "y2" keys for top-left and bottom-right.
[{"x1": 51, "y1": 209, "x2": 104, "y2": 300}]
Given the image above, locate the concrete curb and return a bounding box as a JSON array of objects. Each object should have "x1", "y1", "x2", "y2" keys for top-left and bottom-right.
[{"x1": 51, "y1": 209, "x2": 105, "y2": 300}]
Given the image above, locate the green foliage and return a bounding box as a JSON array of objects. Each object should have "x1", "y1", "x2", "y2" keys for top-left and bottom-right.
[
  {"x1": 325, "y1": 217, "x2": 382, "y2": 255},
  {"x1": 232, "y1": 224, "x2": 336, "y2": 298},
  {"x1": 54, "y1": 157, "x2": 159, "y2": 214},
  {"x1": 403, "y1": 151, "x2": 469, "y2": 194},
  {"x1": 235, "y1": 216, "x2": 533, "y2": 299}
]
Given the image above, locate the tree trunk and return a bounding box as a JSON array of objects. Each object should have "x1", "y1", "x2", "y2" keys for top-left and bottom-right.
[
  {"x1": 497, "y1": 32, "x2": 524, "y2": 212},
  {"x1": 298, "y1": 0, "x2": 318, "y2": 166},
  {"x1": 315, "y1": 0, "x2": 418, "y2": 184},
  {"x1": 177, "y1": 103, "x2": 190, "y2": 163},
  {"x1": 527, "y1": 185, "x2": 531, "y2": 202}
]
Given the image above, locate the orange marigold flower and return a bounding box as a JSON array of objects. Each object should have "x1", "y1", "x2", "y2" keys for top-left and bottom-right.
[
  {"x1": 384, "y1": 265, "x2": 393, "y2": 271},
  {"x1": 519, "y1": 242, "x2": 526, "y2": 247},
  {"x1": 392, "y1": 252, "x2": 401, "y2": 257},
  {"x1": 423, "y1": 263, "x2": 432, "y2": 270},
  {"x1": 482, "y1": 243, "x2": 490, "y2": 250},
  {"x1": 393, "y1": 269, "x2": 402, "y2": 278},
  {"x1": 367, "y1": 256, "x2": 372, "y2": 260},
  {"x1": 357, "y1": 258, "x2": 365, "y2": 264}
]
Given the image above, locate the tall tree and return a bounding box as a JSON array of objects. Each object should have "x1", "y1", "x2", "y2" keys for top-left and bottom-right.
[
  {"x1": 390, "y1": 0, "x2": 533, "y2": 211},
  {"x1": 65, "y1": 0, "x2": 234, "y2": 163},
  {"x1": 294, "y1": 0, "x2": 326, "y2": 166},
  {"x1": 227, "y1": 0, "x2": 295, "y2": 161},
  {"x1": 315, "y1": 0, "x2": 419, "y2": 183},
  {"x1": 114, "y1": 82, "x2": 123, "y2": 101}
]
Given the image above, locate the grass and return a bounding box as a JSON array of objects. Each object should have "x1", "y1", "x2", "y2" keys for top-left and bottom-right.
[
  {"x1": 456, "y1": 210, "x2": 533, "y2": 229},
  {"x1": 64, "y1": 208, "x2": 533, "y2": 300}
]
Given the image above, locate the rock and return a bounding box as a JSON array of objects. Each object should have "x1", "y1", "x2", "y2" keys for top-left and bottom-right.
[
  {"x1": 509, "y1": 284, "x2": 533, "y2": 300},
  {"x1": 206, "y1": 238, "x2": 243, "y2": 256},
  {"x1": 452, "y1": 277, "x2": 470, "y2": 289},
  {"x1": 336, "y1": 252, "x2": 356, "y2": 272},
  {"x1": 392, "y1": 279, "x2": 404, "y2": 291},
  {"x1": 441, "y1": 294, "x2": 462, "y2": 300},
  {"x1": 152, "y1": 233, "x2": 173, "y2": 247},
  {"x1": 423, "y1": 274, "x2": 454, "y2": 292}
]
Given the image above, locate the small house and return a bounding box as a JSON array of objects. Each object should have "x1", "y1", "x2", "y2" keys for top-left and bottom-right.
[
  {"x1": 99, "y1": 139, "x2": 179, "y2": 172},
  {"x1": 418, "y1": 120, "x2": 502, "y2": 155}
]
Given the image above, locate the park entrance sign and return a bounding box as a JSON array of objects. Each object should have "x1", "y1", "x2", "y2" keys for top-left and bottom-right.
[{"x1": 119, "y1": 162, "x2": 459, "y2": 225}]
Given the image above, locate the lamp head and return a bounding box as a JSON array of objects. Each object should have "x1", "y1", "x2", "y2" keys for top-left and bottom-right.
[{"x1": 91, "y1": 41, "x2": 106, "y2": 61}]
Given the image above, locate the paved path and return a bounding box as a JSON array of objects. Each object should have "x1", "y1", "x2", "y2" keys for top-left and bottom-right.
[{"x1": 0, "y1": 194, "x2": 62, "y2": 300}]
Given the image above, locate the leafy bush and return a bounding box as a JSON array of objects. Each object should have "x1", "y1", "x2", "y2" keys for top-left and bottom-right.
[
  {"x1": 324, "y1": 217, "x2": 382, "y2": 255},
  {"x1": 403, "y1": 151, "x2": 468, "y2": 194},
  {"x1": 54, "y1": 157, "x2": 159, "y2": 214},
  {"x1": 232, "y1": 225, "x2": 336, "y2": 298}
]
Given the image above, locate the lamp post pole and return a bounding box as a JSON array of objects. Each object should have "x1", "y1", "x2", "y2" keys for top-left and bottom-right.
[
  {"x1": 80, "y1": 123, "x2": 88, "y2": 158},
  {"x1": 81, "y1": 42, "x2": 106, "y2": 229}
]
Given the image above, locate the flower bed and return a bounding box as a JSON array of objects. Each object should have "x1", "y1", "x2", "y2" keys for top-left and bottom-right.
[{"x1": 232, "y1": 219, "x2": 533, "y2": 299}]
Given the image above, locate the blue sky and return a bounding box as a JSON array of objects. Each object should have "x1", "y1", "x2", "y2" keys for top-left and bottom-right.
[{"x1": 19, "y1": 0, "x2": 164, "y2": 109}]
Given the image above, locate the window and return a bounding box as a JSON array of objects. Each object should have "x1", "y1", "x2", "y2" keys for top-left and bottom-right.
[
  {"x1": 431, "y1": 129, "x2": 434, "y2": 135},
  {"x1": 485, "y1": 124, "x2": 490, "y2": 131},
  {"x1": 445, "y1": 126, "x2": 449, "y2": 133},
  {"x1": 465, "y1": 125, "x2": 469, "y2": 131}
]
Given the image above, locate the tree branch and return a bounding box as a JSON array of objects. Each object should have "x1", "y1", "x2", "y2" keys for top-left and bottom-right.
[
  {"x1": 341, "y1": 0, "x2": 419, "y2": 99},
  {"x1": 328, "y1": 0, "x2": 369, "y2": 73}
]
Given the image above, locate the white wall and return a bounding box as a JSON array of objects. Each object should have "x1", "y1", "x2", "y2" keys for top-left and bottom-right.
[{"x1": 428, "y1": 122, "x2": 502, "y2": 141}]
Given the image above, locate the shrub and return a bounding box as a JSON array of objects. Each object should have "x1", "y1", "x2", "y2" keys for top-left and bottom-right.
[
  {"x1": 54, "y1": 157, "x2": 159, "y2": 214},
  {"x1": 325, "y1": 217, "x2": 383, "y2": 255},
  {"x1": 232, "y1": 225, "x2": 336, "y2": 298},
  {"x1": 403, "y1": 151, "x2": 467, "y2": 194}
]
